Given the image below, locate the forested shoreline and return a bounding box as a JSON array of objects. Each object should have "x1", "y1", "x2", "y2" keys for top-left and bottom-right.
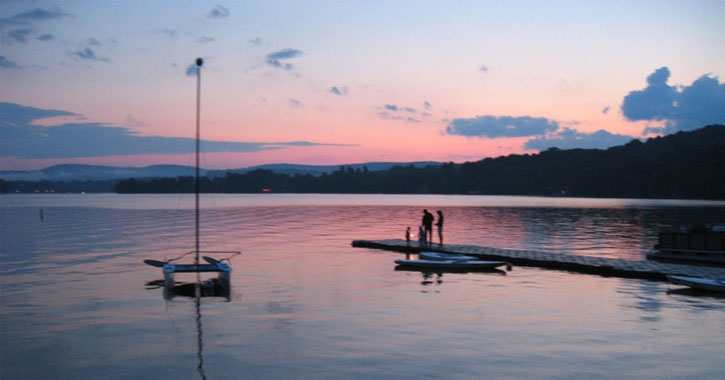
[{"x1": 3, "y1": 125, "x2": 724, "y2": 199}]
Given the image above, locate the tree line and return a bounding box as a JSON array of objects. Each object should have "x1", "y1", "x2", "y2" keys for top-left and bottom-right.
[
  {"x1": 3, "y1": 124, "x2": 724, "y2": 199},
  {"x1": 113, "y1": 124, "x2": 725, "y2": 199}
]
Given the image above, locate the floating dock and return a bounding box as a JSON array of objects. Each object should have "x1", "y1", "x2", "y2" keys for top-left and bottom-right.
[{"x1": 352, "y1": 239, "x2": 725, "y2": 281}]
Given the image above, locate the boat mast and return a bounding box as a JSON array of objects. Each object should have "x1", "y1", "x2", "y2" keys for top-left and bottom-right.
[{"x1": 195, "y1": 57, "x2": 203, "y2": 266}]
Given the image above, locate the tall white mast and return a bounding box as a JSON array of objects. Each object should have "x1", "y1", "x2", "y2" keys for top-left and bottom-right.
[{"x1": 195, "y1": 57, "x2": 203, "y2": 266}]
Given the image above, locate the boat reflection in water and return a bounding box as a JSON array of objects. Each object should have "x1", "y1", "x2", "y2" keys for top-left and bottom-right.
[
  {"x1": 162, "y1": 261, "x2": 232, "y2": 301},
  {"x1": 145, "y1": 270, "x2": 231, "y2": 301},
  {"x1": 145, "y1": 274, "x2": 232, "y2": 380}
]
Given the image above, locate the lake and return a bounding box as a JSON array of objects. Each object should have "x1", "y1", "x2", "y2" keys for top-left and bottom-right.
[{"x1": 1, "y1": 194, "x2": 724, "y2": 379}]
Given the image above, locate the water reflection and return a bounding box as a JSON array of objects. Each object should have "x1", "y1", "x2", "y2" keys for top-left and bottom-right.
[
  {"x1": 144, "y1": 275, "x2": 230, "y2": 379},
  {"x1": 666, "y1": 288, "x2": 725, "y2": 300},
  {"x1": 144, "y1": 276, "x2": 231, "y2": 301},
  {"x1": 393, "y1": 253, "x2": 509, "y2": 285},
  {"x1": 3, "y1": 195, "x2": 725, "y2": 380},
  {"x1": 195, "y1": 292, "x2": 206, "y2": 380},
  {"x1": 616, "y1": 279, "x2": 664, "y2": 323},
  {"x1": 395, "y1": 266, "x2": 507, "y2": 290}
]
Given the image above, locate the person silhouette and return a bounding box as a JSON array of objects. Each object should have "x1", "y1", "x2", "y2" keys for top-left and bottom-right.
[
  {"x1": 422, "y1": 209, "x2": 434, "y2": 245},
  {"x1": 435, "y1": 210, "x2": 444, "y2": 245},
  {"x1": 418, "y1": 225, "x2": 426, "y2": 245}
]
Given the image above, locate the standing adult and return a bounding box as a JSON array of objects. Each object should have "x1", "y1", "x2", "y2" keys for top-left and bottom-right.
[
  {"x1": 435, "y1": 210, "x2": 444, "y2": 245},
  {"x1": 422, "y1": 209, "x2": 434, "y2": 245}
]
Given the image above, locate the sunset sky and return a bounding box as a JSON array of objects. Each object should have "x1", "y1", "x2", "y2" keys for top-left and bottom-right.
[{"x1": 1, "y1": 1, "x2": 724, "y2": 170}]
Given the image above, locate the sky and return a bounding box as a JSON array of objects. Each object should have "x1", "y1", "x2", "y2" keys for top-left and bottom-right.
[{"x1": 1, "y1": 0, "x2": 724, "y2": 171}]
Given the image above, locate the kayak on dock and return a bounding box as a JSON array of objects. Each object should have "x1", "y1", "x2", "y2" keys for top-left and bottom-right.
[
  {"x1": 419, "y1": 251, "x2": 477, "y2": 261},
  {"x1": 395, "y1": 258, "x2": 508, "y2": 271},
  {"x1": 667, "y1": 275, "x2": 725, "y2": 293}
]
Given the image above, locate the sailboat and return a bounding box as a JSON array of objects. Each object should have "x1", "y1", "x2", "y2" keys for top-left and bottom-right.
[{"x1": 144, "y1": 58, "x2": 240, "y2": 300}]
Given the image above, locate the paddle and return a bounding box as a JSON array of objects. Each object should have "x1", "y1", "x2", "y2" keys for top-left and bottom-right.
[{"x1": 144, "y1": 259, "x2": 168, "y2": 267}]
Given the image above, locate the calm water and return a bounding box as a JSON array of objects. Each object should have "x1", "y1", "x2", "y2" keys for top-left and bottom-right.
[{"x1": 1, "y1": 194, "x2": 724, "y2": 379}]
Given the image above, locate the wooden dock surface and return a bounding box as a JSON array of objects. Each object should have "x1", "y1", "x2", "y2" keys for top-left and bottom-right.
[{"x1": 352, "y1": 239, "x2": 725, "y2": 281}]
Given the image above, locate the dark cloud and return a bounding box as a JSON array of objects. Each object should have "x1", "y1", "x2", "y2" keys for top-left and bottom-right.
[
  {"x1": 445, "y1": 114, "x2": 636, "y2": 150},
  {"x1": 0, "y1": 102, "x2": 76, "y2": 125},
  {"x1": 445, "y1": 115, "x2": 560, "y2": 138},
  {"x1": 621, "y1": 67, "x2": 677, "y2": 122},
  {"x1": 329, "y1": 86, "x2": 348, "y2": 96},
  {"x1": 289, "y1": 98, "x2": 303, "y2": 108},
  {"x1": 207, "y1": 5, "x2": 230, "y2": 18},
  {"x1": 1, "y1": 8, "x2": 70, "y2": 44},
  {"x1": 0, "y1": 56, "x2": 22, "y2": 69},
  {"x1": 379, "y1": 103, "x2": 427, "y2": 123},
  {"x1": 159, "y1": 27, "x2": 178, "y2": 39},
  {"x1": 266, "y1": 48, "x2": 303, "y2": 70},
  {"x1": 8, "y1": 28, "x2": 32, "y2": 43},
  {"x1": 424, "y1": 101, "x2": 432, "y2": 110},
  {"x1": 0, "y1": 8, "x2": 70, "y2": 26},
  {"x1": 268, "y1": 49, "x2": 302, "y2": 60},
  {"x1": 524, "y1": 128, "x2": 636, "y2": 150},
  {"x1": 71, "y1": 47, "x2": 110, "y2": 62},
  {"x1": 37, "y1": 33, "x2": 55, "y2": 41},
  {"x1": 379, "y1": 112, "x2": 420, "y2": 123},
  {"x1": 621, "y1": 67, "x2": 725, "y2": 133},
  {"x1": 382, "y1": 104, "x2": 418, "y2": 113},
  {"x1": 185, "y1": 62, "x2": 198, "y2": 76},
  {"x1": 671, "y1": 74, "x2": 725, "y2": 131},
  {"x1": 0, "y1": 102, "x2": 344, "y2": 159}
]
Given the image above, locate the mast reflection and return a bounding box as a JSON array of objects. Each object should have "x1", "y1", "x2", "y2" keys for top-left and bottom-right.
[
  {"x1": 145, "y1": 273, "x2": 232, "y2": 379},
  {"x1": 195, "y1": 282, "x2": 206, "y2": 380}
]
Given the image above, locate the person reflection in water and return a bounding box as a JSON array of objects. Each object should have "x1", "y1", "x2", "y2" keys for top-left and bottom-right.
[
  {"x1": 436, "y1": 210, "x2": 444, "y2": 245},
  {"x1": 422, "y1": 209, "x2": 434, "y2": 245}
]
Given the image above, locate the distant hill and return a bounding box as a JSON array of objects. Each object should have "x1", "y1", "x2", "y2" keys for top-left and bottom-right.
[
  {"x1": 0, "y1": 164, "x2": 205, "y2": 181},
  {"x1": 0, "y1": 161, "x2": 440, "y2": 182},
  {"x1": 448, "y1": 124, "x2": 725, "y2": 199},
  {"x1": 210, "y1": 161, "x2": 440, "y2": 177},
  {"x1": 4, "y1": 125, "x2": 724, "y2": 199},
  {"x1": 112, "y1": 124, "x2": 725, "y2": 199}
]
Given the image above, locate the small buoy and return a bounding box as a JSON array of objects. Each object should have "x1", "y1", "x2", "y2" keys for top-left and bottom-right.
[{"x1": 506, "y1": 263, "x2": 513, "y2": 271}]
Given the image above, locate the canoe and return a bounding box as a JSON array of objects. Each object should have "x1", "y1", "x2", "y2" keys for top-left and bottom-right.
[
  {"x1": 667, "y1": 275, "x2": 725, "y2": 293},
  {"x1": 395, "y1": 258, "x2": 507, "y2": 270},
  {"x1": 419, "y1": 251, "x2": 477, "y2": 261}
]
